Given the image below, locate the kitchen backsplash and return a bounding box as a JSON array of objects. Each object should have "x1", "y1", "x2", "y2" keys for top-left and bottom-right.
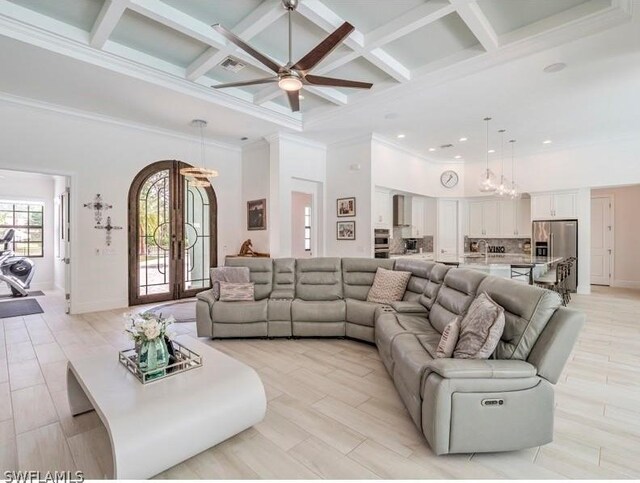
[
  {"x1": 391, "y1": 227, "x2": 434, "y2": 253},
  {"x1": 465, "y1": 237, "x2": 531, "y2": 254}
]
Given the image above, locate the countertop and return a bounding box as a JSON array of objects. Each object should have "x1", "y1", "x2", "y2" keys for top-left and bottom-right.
[{"x1": 436, "y1": 254, "x2": 563, "y2": 267}]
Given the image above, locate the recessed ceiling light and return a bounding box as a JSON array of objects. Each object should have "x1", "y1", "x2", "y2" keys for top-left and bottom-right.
[
  {"x1": 428, "y1": 147, "x2": 436, "y2": 152},
  {"x1": 542, "y1": 140, "x2": 552, "y2": 144},
  {"x1": 299, "y1": 95, "x2": 305, "y2": 100},
  {"x1": 543, "y1": 62, "x2": 567, "y2": 73},
  {"x1": 488, "y1": 149, "x2": 495, "y2": 153},
  {"x1": 459, "y1": 137, "x2": 467, "y2": 142},
  {"x1": 397, "y1": 134, "x2": 405, "y2": 139},
  {"x1": 454, "y1": 155, "x2": 462, "y2": 159}
]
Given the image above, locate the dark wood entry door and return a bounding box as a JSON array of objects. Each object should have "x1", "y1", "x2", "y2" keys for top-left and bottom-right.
[{"x1": 128, "y1": 160, "x2": 217, "y2": 306}]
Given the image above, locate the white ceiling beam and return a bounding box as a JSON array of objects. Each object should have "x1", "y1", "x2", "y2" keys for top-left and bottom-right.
[
  {"x1": 296, "y1": 0, "x2": 410, "y2": 82},
  {"x1": 314, "y1": 51, "x2": 359, "y2": 75},
  {"x1": 186, "y1": 0, "x2": 286, "y2": 81},
  {"x1": 364, "y1": 0, "x2": 455, "y2": 48},
  {"x1": 254, "y1": 84, "x2": 283, "y2": 105},
  {"x1": 89, "y1": 0, "x2": 128, "y2": 49},
  {"x1": 450, "y1": 0, "x2": 499, "y2": 52},
  {"x1": 305, "y1": 86, "x2": 347, "y2": 105}
]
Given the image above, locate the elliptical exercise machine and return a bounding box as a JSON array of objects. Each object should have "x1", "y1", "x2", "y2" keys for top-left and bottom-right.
[{"x1": 0, "y1": 229, "x2": 36, "y2": 297}]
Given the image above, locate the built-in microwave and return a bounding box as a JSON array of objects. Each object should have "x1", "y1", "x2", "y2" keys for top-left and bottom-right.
[{"x1": 374, "y1": 228, "x2": 390, "y2": 258}]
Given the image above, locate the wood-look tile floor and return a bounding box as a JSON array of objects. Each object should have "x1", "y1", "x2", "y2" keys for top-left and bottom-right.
[{"x1": 1, "y1": 286, "x2": 639, "y2": 479}]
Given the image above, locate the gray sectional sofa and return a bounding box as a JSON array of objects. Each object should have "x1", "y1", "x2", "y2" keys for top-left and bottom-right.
[{"x1": 196, "y1": 257, "x2": 584, "y2": 455}]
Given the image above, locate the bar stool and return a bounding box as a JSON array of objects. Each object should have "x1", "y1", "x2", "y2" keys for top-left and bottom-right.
[
  {"x1": 510, "y1": 264, "x2": 535, "y2": 285},
  {"x1": 535, "y1": 261, "x2": 568, "y2": 306}
]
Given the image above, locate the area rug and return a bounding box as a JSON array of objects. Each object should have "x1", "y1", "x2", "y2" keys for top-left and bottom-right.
[
  {"x1": 0, "y1": 290, "x2": 45, "y2": 301},
  {"x1": 144, "y1": 300, "x2": 196, "y2": 323},
  {"x1": 0, "y1": 298, "x2": 44, "y2": 318}
]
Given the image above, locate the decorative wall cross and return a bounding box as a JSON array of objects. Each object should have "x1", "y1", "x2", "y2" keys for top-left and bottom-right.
[
  {"x1": 84, "y1": 194, "x2": 113, "y2": 225},
  {"x1": 95, "y1": 216, "x2": 123, "y2": 246}
]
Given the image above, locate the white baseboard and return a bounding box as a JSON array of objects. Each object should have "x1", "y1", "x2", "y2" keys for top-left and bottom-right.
[
  {"x1": 72, "y1": 297, "x2": 129, "y2": 314},
  {"x1": 612, "y1": 279, "x2": 640, "y2": 289}
]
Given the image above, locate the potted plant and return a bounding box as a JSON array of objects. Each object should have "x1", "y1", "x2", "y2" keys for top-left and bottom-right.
[{"x1": 124, "y1": 312, "x2": 176, "y2": 380}]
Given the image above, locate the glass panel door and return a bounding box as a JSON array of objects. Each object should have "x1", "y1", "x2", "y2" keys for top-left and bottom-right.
[
  {"x1": 180, "y1": 176, "x2": 211, "y2": 296},
  {"x1": 137, "y1": 168, "x2": 172, "y2": 299}
]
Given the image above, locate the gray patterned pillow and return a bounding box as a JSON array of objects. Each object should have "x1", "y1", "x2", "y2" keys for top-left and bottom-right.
[
  {"x1": 366, "y1": 267, "x2": 411, "y2": 304},
  {"x1": 454, "y1": 292, "x2": 505, "y2": 359},
  {"x1": 436, "y1": 316, "x2": 461, "y2": 358},
  {"x1": 211, "y1": 267, "x2": 250, "y2": 300},
  {"x1": 219, "y1": 282, "x2": 255, "y2": 302}
]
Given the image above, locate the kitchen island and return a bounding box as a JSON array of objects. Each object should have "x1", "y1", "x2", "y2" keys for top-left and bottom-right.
[{"x1": 436, "y1": 253, "x2": 564, "y2": 281}]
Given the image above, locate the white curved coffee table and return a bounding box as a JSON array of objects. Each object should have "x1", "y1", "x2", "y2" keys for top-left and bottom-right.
[{"x1": 66, "y1": 335, "x2": 266, "y2": 479}]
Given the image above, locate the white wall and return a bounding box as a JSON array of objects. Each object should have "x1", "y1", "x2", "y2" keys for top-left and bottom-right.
[
  {"x1": 267, "y1": 133, "x2": 326, "y2": 258},
  {"x1": 326, "y1": 139, "x2": 372, "y2": 257},
  {"x1": 592, "y1": 185, "x2": 640, "y2": 288},
  {"x1": 0, "y1": 169, "x2": 55, "y2": 291},
  {"x1": 0, "y1": 98, "x2": 243, "y2": 313},
  {"x1": 241, "y1": 141, "x2": 270, "y2": 254}
]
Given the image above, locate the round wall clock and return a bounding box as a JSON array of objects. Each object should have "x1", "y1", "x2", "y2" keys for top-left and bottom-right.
[{"x1": 440, "y1": 170, "x2": 459, "y2": 188}]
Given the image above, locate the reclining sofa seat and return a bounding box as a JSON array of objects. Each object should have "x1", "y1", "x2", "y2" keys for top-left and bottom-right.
[{"x1": 195, "y1": 256, "x2": 584, "y2": 456}]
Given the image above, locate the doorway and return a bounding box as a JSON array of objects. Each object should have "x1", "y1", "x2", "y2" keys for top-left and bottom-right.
[
  {"x1": 590, "y1": 195, "x2": 612, "y2": 286},
  {"x1": 128, "y1": 161, "x2": 217, "y2": 306},
  {"x1": 291, "y1": 191, "x2": 313, "y2": 258}
]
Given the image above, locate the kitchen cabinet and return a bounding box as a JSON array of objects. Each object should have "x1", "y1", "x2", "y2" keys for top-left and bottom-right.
[
  {"x1": 531, "y1": 191, "x2": 577, "y2": 219},
  {"x1": 467, "y1": 199, "x2": 499, "y2": 237},
  {"x1": 411, "y1": 197, "x2": 425, "y2": 237},
  {"x1": 374, "y1": 188, "x2": 391, "y2": 229},
  {"x1": 468, "y1": 198, "x2": 532, "y2": 238}
]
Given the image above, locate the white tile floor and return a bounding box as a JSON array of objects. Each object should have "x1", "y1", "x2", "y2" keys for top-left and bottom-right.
[{"x1": 0, "y1": 286, "x2": 639, "y2": 478}]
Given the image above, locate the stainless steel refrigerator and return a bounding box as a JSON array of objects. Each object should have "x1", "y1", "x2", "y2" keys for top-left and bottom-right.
[{"x1": 533, "y1": 220, "x2": 578, "y2": 292}]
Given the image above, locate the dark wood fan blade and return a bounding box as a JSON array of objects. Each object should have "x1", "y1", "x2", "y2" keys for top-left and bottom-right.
[
  {"x1": 212, "y1": 24, "x2": 282, "y2": 74},
  {"x1": 304, "y1": 75, "x2": 372, "y2": 89},
  {"x1": 286, "y1": 90, "x2": 300, "y2": 112},
  {"x1": 212, "y1": 77, "x2": 278, "y2": 89},
  {"x1": 292, "y1": 22, "x2": 355, "y2": 72}
]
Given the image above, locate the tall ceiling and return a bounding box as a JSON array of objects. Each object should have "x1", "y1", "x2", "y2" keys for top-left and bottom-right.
[{"x1": 0, "y1": 0, "x2": 636, "y2": 156}]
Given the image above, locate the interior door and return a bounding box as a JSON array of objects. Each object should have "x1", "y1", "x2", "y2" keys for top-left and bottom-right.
[
  {"x1": 590, "y1": 196, "x2": 611, "y2": 286},
  {"x1": 438, "y1": 200, "x2": 458, "y2": 256},
  {"x1": 129, "y1": 161, "x2": 217, "y2": 306}
]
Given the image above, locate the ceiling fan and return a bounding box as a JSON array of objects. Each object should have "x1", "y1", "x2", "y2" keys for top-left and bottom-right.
[{"x1": 211, "y1": 0, "x2": 373, "y2": 112}]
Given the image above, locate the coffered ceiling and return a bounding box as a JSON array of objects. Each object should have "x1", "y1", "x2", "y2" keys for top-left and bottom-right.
[{"x1": 0, "y1": 0, "x2": 634, "y2": 152}]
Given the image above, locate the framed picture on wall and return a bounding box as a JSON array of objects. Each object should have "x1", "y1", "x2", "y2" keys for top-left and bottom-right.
[
  {"x1": 247, "y1": 199, "x2": 267, "y2": 230},
  {"x1": 336, "y1": 221, "x2": 356, "y2": 240},
  {"x1": 336, "y1": 197, "x2": 356, "y2": 217}
]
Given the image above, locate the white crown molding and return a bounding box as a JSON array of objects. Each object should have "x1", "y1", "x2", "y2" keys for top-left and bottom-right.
[
  {"x1": 371, "y1": 133, "x2": 466, "y2": 166},
  {"x1": 0, "y1": 91, "x2": 243, "y2": 153},
  {"x1": 326, "y1": 133, "x2": 375, "y2": 150},
  {"x1": 263, "y1": 132, "x2": 328, "y2": 151},
  {"x1": 0, "y1": 2, "x2": 302, "y2": 132}
]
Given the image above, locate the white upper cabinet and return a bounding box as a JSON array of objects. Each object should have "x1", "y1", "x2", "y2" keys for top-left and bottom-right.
[
  {"x1": 374, "y1": 188, "x2": 391, "y2": 229},
  {"x1": 531, "y1": 191, "x2": 577, "y2": 220},
  {"x1": 467, "y1": 197, "x2": 532, "y2": 238},
  {"x1": 411, "y1": 197, "x2": 425, "y2": 237}
]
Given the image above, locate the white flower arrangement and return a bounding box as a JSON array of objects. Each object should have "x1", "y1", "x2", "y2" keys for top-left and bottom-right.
[{"x1": 123, "y1": 312, "x2": 176, "y2": 344}]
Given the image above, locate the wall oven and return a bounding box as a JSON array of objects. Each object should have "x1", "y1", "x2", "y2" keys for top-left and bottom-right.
[{"x1": 374, "y1": 229, "x2": 390, "y2": 258}]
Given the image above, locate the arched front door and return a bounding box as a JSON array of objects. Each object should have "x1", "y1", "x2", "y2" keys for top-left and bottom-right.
[{"x1": 128, "y1": 160, "x2": 217, "y2": 306}]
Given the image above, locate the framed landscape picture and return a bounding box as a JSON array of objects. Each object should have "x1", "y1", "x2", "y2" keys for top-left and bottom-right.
[
  {"x1": 336, "y1": 221, "x2": 356, "y2": 240},
  {"x1": 247, "y1": 199, "x2": 266, "y2": 230},
  {"x1": 337, "y1": 197, "x2": 356, "y2": 217}
]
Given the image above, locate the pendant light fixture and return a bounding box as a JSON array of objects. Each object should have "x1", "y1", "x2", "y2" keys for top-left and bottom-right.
[
  {"x1": 180, "y1": 119, "x2": 219, "y2": 187},
  {"x1": 495, "y1": 129, "x2": 508, "y2": 197},
  {"x1": 478, "y1": 117, "x2": 497, "y2": 192},
  {"x1": 508, "y1": 139, "x2": 520, "y2": 199}
]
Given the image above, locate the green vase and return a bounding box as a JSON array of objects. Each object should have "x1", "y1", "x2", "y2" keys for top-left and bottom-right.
[{"x1": 138, "y1": 337, "x2": 169, "y2": 381}]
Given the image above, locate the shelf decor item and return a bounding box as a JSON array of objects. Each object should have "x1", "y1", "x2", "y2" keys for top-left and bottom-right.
[
  {"x1": 123, "y1": 312, "x2": 176, "y2": 381},
  {"x1": 337, "y1": 197, "x2": 356, "y2": 217}
]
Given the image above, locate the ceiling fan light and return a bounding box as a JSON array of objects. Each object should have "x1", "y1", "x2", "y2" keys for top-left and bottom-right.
[{"x1": 278, "y1": 76, "x2": 302, "y2": 92}]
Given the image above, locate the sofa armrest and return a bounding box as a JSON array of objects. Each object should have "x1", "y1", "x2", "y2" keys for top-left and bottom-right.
[
  {"x1": 196, "y1": 288, "x2": 217, "y2": 305},
  {"x1": 389, "y1": 301, "x2": 428, "y2": 314},
  {"x1": 426, "y1": 359, "x2": 537, "y2": 379}
]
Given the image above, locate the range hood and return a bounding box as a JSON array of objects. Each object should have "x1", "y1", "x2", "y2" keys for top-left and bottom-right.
[{"x1": 393, "y1": 195, "x2": 410, "y2": 227}]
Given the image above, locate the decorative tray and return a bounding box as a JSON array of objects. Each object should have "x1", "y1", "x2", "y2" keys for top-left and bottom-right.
[{"x1": 118, "y1": 340, "x2": 203, "y2": 384}]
